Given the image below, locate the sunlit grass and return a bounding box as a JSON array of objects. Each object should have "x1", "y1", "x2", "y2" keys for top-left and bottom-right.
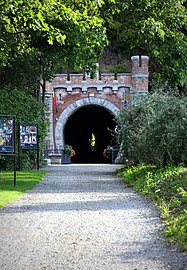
[{"x1": 0, "y1": 171, "x2": 47, "y2": 207}]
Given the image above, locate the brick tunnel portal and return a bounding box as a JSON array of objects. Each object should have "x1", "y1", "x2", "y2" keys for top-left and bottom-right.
[{"x1": 64, "y1": 105, "x2": 116, "y2": 163}]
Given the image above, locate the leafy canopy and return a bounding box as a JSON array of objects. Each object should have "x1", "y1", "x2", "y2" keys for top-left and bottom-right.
[
  {"x1": 100, "y1": 0, "x2": 187, "y2": 87},
  {"x1": 0, "y1": 0, "x2": 107, "y2": 70}
]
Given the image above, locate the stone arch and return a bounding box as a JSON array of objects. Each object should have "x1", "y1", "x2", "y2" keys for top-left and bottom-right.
[{"x1": 55, "y1": 97, "x2": 120, "y2": 148}]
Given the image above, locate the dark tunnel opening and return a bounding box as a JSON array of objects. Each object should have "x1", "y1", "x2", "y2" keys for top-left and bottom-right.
[{"x1": 64, "y1": 105, "x2": 117, "y2": 163}]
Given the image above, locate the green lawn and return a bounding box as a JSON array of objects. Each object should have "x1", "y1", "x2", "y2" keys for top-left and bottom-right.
[{"x1": 0, "y1": 171, "x2": 47, "y2": 208}]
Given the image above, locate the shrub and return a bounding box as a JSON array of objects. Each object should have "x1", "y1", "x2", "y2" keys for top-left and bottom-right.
[{"x1": 116, "y1": 84, "x2": 187, "y2": 166}]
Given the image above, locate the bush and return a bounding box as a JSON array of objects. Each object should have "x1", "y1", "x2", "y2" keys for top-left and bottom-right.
[{"x1": 116, "y1": 84, "x2": 187, "y2": 166}]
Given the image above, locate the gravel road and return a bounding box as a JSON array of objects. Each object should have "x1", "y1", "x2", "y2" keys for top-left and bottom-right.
[{"x1": 0, "y1": 164, "x2": 186, "y2": 270}]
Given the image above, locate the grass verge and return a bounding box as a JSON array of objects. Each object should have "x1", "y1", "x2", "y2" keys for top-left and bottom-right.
[
  {"x1": 116, "y1": 164, "x2": 187, "y2": 251},
  {"x1": 0, "y1": 171, "x2": 47, "y2": 208}
]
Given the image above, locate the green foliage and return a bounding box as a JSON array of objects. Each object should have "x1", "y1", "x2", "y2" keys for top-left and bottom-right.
[
  {"x1": 0, "y1": 85, "x2": 48, "y2": 170},
  {"x1": 18, "y1": 151, "x2": 39, "y2": 171},
  {"x1": 0, "y1": 171, "x2": 47, "y2": 207},
  {"x1": 0, "y1": 0, "x2": 108, "y2": 102},
  {"x1": 0, "y1": 0, "x2": 107, "y2": 71},
  {"x1": 64, "y1": 144, "x2": 76, "y2": 157},
  {"x1": 0, "y1": 86, "x2": 45, "y2": 121},
  {"x1": 165, "y1": 210, "x2": 187, "y2": 249},
  {"x1": 0, "y1": 0, "x2": 108, "y2": 170},
  {"x1": 117, "y1": 164, "x2": 187, "y2": 250},
  {"x1": 116, "y1": 84, "x2": 187, "y2": 166},
  {"x1": 101, "y1": 0, "x2": 187, "y2": 87},
  {"x1": 0, "y1": 0, "x2": 108, "y2": 169},
  {"x1": 64, "y1": 145, "x2": 73, "y2": 155},
  {"x1": 109, "y1": 64, "x2": 130, "y2": 73}
]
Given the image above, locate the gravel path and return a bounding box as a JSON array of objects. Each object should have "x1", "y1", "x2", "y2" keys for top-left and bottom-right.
[{"x1": 0, "y1": 164, "x2": 186, "y2": 270}]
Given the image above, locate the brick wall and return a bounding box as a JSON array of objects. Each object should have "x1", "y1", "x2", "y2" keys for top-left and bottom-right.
[{"x1": 44, "y1": 55, "x2": 149, "y2": 148}]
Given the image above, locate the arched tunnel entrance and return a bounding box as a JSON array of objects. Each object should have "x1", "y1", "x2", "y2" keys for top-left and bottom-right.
[{"x1": 64, "y1": 105, "x2": 116, "y2": 163}]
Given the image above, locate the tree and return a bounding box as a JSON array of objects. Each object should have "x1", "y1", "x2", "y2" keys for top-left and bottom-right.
[
  {"x1": 100, "y1": 0, "x2": 187, "y2": 88},
  {"x1": 0, "y1": 0, "x2": 108, "y2": 169},
  {"x1": 0, "y1": 0, "x2": 107, "y2": 99}
]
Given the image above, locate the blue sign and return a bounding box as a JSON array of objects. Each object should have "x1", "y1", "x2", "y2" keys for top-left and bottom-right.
[{"x1": 0, "y1": 116, "x2": 14, "y2": 153}]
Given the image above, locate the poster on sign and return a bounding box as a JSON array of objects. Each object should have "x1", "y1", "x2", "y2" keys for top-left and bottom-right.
[
  {"x1": 19, "y1": 124, "x2": 38, "y2": 148},
  {"x1": 0, "y1": 116, "x2": 15, "y2": 153}
]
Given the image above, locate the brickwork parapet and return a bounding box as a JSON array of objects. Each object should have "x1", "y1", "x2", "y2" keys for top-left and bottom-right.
[{"x1": 44, "y1": 55, "x2": 149, "y2": 148}]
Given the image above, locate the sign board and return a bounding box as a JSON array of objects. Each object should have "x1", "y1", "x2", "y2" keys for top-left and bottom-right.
[
  {"x1": 19, "y1": 124, "x2": 38, "y2": 148},
  {"x1": 0, "y1": 116, "x2": 15, "y2": 153}
]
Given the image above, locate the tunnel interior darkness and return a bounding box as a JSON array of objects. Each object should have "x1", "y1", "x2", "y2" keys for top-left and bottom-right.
[{"x1": 64, "y1": 105, "x2": 117, "y2": 163}]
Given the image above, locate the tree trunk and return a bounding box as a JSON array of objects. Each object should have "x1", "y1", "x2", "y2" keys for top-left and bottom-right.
[{"x1": 162, "y1": 152, "x2": 168, "y2": 168}]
